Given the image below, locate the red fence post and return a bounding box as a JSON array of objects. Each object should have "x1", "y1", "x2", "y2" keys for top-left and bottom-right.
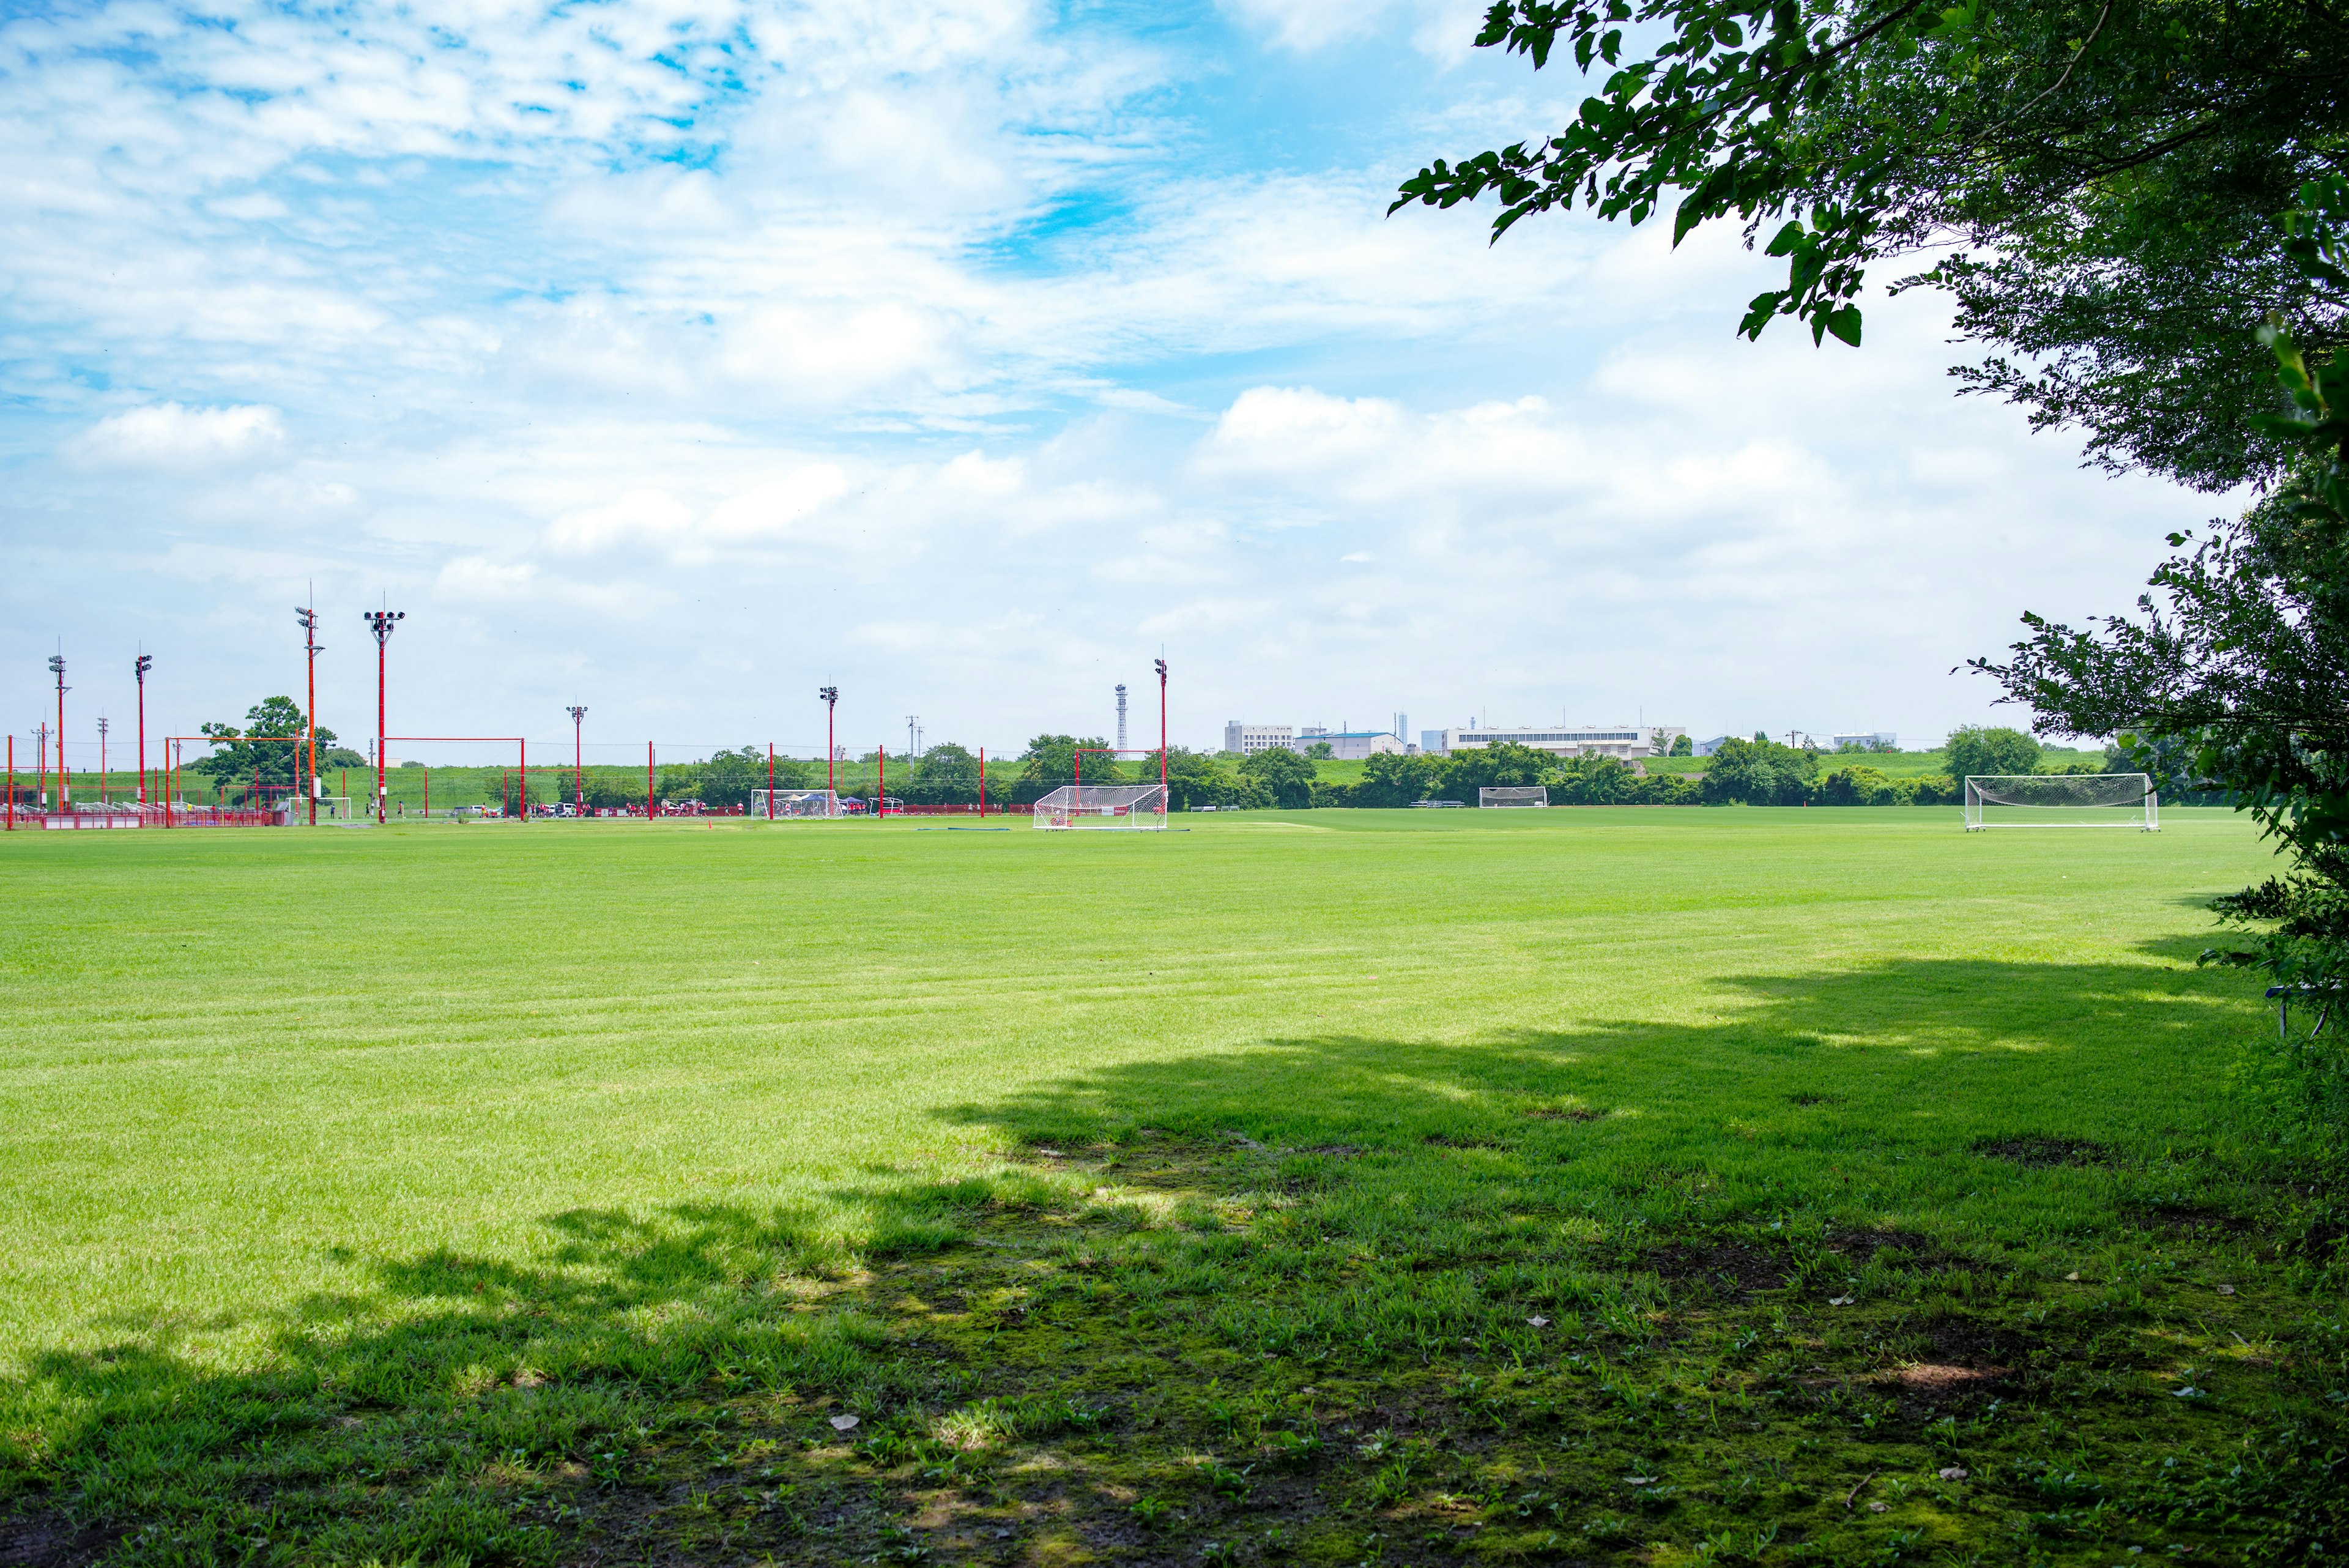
[
  {"x1": 878, "y1": 746, "x2": 885, "y2": 818},
  {"x1": 979, "y1": 746, "x2": 985, "y2": 817},
  {"x1": 647, "y1": 742, "x2": 654, "y2": 819},
  {"x1": 768, "y1": 744, "x2": 776, "y2": 820}
]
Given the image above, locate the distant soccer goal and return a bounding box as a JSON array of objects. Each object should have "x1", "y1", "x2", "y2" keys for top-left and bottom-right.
[
  {"x1": 750, "y1": 788, "x2": 846, "y2": 819},
  {"x1": 1964, "y1": 774, "x2": 2158, "y2": 831},
  {"x1": 1034, "y1": 783, "x2": 1168, "y2": 831},
  {"x1": 1479, "y1": 786, "x2": 1549, "y2": 809}
]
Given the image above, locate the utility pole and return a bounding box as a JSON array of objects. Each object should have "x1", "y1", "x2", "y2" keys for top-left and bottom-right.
[
  {"x1": 96, "y1": 717, "x2": 107, "y2": 803},
  {"x1": 297, "y1": 598, "x2": 322, "y2": 825},
  {"x1": 135, "y1": 653, "x2": 152, "y2": 808},
  {"x1": 48, "y1": 652, "x2": 69, "y2": 813},
  {"x1": 363, "y1": 609, "x2": 403, "y2": 823},
  {"x1": 568, "y1": 705, "x2": 588, "y2": 815},
  {"x1": 907, "y1": 715, "x2": 918, "y2": 760},
  {"x1": 820, "y1": 686, "x2": 839, "y2": 795},
  {"x1": 34, "y1": 721, "x2": 48, "y2": 810}
]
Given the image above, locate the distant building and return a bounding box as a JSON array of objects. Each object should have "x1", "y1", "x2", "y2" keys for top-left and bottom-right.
[
  {"x1": 1694, "y1": 735, "x2": 1732, "y2": 757},
  {"x1": 1430, "y1": 724, "x2": 1685, "y2": 760},
  {"x1": 1831, "y1": 731, "x2": 1899, "y2": 750},
  {"x1": 1295, "y1": 729, "x2": 1406, "y2": 760},
  {"x1": 1420, "y1": 729, "x2": 1448, "y2": 755},
  {"x1": 1223, "y1": 723, "x2": 1294, "y2": 756}
]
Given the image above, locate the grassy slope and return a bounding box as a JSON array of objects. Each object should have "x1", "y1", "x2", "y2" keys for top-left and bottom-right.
[
  {"x1": 0, "y1": 810, "x2": 2340, "y2": 1566},
  {"x1": 1645, "y1": 748, "x2": 2107, "y2": 780}
]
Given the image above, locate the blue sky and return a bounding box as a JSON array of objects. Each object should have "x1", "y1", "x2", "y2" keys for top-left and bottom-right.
[{"x1": 0, "y1": 0, "x2": 2227, "y2": 765}]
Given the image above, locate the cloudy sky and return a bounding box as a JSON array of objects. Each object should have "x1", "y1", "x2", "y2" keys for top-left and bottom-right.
[{"x1": 0, "y1": 0, "x2": 2232, "y2": 765}]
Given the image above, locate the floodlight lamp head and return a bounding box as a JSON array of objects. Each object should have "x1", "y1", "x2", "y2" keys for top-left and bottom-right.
[
  {"x1": 1154, "y1": 659, "x2": 1167, "y2": 679},
  {"x1": 135, "y1": 655, "x2": 152, "y2": 680}
]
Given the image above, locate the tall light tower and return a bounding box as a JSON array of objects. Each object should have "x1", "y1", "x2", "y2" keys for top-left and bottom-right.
[
  {"x1": 47, "y1": 653, "x2": 67, "y2": 814},
  {"x1": 1116, "y1": 684, "x2": 1128, "y2": 751},
  {"x1": 96, "y1": 717, "x2": 108, "y2": 804},
  {"x1": 567, "y1": 705, "x2": 588, "y2": 814},
  {"x1": 363, "y1": 609, "x2": 403, "y2": 823},
  {"x1": 135, "y1": 654, "x2": 152, "y2": 807},
  {"x1": 1154, "y1": 658, "x2": 1168, "y2": 794},
  {"x1": 297, "y1": 600, "x2": 322, "y2": 825},
  {"x1": 820, "y1": 686, "x2": 839, "y2": 794}
]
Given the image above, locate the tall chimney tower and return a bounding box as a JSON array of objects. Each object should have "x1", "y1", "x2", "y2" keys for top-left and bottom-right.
[{"x1": 1116, "y1": 684, "x2": 1129, "y2": 751}]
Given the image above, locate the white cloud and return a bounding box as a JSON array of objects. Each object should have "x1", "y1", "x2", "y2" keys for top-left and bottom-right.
[{"x1": 67, "y1": 403, "x2": 286, "y2": 468}]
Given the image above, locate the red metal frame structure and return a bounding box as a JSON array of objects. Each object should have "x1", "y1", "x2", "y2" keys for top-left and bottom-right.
[
  {"x1": 647, "y1": 742, "x2": 655, "y2": 818},
  {"x1": 877, "y1": 745, "x2": 886, "y2": 816},
  {"x1": 384, "y1": 738, "x2": 525, "y2": 818},
  {"x1": 6, "y1": 735, "x2": 13, "y2": 830},
  {"x1": 160, "y1": 734, "x2": 308, "y2": 827},
  {"x1": 135, "y1": 653, "x2": 152, "y2": 806}
]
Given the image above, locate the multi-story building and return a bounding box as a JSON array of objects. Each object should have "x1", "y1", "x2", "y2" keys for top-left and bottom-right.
[
  {"x1": 1831, "y1": 731, "x2": 1899, "y2": 750},
  {"x1": 1428, "y1": 723, "x2": 1685, "y2": 760},
  {"x1": 1223, "y1": 723, "x2": 1294, "y2": 756}
]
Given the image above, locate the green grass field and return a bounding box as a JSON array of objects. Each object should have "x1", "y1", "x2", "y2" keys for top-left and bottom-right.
[{"x1": 2, "y1": 808, "x2": 2341, "y2": 1567}]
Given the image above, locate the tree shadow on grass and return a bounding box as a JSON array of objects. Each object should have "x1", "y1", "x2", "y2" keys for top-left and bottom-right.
[
  {"x1": 0, "y1": 954, "x2": 2293, "y2": 1568},
  {"x1": 941, "y1": 953, "x2": 2266, "y2": 1173}
]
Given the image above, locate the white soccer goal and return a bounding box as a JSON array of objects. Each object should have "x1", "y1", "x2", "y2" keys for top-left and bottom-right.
[
  {"x1": 750, "y1": 789, "x2": 846, "y2": 819},
  {"x1": 1964, "y1": 773, "x2": 2158, "y2": 831},
  {"x1": 1479, "y1": 786, "x2": 1550, "y2": 809},
  {"x1": 1034, "y1": 783, "x2": 1168, "y2": 831}
]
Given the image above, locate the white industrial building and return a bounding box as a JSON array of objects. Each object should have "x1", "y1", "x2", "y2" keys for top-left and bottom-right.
[
  {"x1": 1428, "y1": 723, "x2": 1685, "y2": 760},
  {"x1": 1223, "y1": 723, "x2": 1294, "y2": 756},
  {"x1": 1831, "y1": 731, "x2": 1899, "y2": 750},
  {"x1": 1295, "y1": 727, "x2": 1407, "y2": 759}
]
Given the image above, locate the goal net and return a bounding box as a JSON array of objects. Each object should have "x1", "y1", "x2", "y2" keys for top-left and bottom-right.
[
  {"x1": 1034, "y1": 783, "x2": 1168, "y2": 831},
  {"x1": 1479, "y1": 786, "x2": 1549, "y2": 809},
  {"x1": 750, "y1": 789, "x2": 845, "y2": 819},
  {"x1": 1964, "y1": 773, "x2": 2158, "y2": 831}
]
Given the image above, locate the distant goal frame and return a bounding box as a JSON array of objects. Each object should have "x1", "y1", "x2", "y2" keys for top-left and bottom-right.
[
  {"x1": 1964, "y1": 773, "x2": 2159, "y2": 832},
  {"x1": 1479, "y1": 786, "x2": 1550, "y2": 809},
  {"x1": 1034, "y1": 782, "x2": 1169, "y2": 832},
  {"x1": 749, "y1": 788, "x2": 847, "y2": 820}
]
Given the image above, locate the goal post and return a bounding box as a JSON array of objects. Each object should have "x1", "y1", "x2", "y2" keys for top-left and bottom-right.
[
  {"x1": 1964, "y1": 773, "x2": 2158, "y2": 831},
  {"x1": 1034, "y1": 783, "x2": 1168, "y2": 831},
  {"x1": 750, "y1": 788, "x2": 846, "y2": 819},
  {"x1": 1479, "y1": 786, "x2": 1549, "y2": 809}
]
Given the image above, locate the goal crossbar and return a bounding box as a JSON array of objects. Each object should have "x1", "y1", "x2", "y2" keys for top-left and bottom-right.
[
  {"x1": 1480, "y1": 786, "x2": 1549, "y2": 809},
  {"x1": 1964, "y1": 773, "x2": 2158, "y2": 831}
]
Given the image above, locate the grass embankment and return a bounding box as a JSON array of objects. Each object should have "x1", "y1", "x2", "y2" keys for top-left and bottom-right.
[
  {"x1": 1642, "y1": 748, "x2": 2107, "y2": 781},
  {"x1": 0, "y1": 810, "x2": 2340, "y2": 1566}
]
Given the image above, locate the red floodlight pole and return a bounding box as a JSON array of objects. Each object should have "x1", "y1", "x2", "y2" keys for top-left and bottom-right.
[
  {"x1": 979, "y1": 747, "x2": 985, "y2": 817},
  {"x1": 820, "y1": 686, "x2": 839, "y2": 796},
  {"x1": 297, "y1": 600, "x2": 321, "y2": 826},
  {"x1": 1156, "y1": 658, "x2": 1168, "y2": 795},
  {"x1": 646, "y1": 741, "x2": 655, "y2": 819},
  {"x1": 48, "y1": 653, "x2": 67, "y2": 817},
  {"x1": 568, "y1": 706, "x2": 587, "y2": 816},
  {"x1": 135, "y1": 654, "x2": 152, "y2": 808},
  {"x1": 878, "y1": 745, "x2": 886, "y2": 819},
  {"x1": 362, "y1": 609, "x2": 404, "y2": 823}
]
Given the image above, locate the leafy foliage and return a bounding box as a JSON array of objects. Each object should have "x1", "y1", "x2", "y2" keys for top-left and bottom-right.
[
  {"x1": 1395, "y1": 0, "x2": 2349, "y2": 486},
  {"x1": 194, "y1": 697, "x2": 338, "y2": 796},
  {"x1": 1238, "y1": 746, "x2": 1318, "y2": 809},
  {"x1": 1944, "y1": 724, "x2": 2041, "y2": 781},
  {"x1": 1978, "y1": 177, "x2": 2349, "y2": 990}
]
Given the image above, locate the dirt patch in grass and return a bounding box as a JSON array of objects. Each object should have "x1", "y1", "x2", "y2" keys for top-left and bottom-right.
[
  {"x1": 1649, "y1": 1239, "x2": 1789, "y2": 1297},
  {"x1": 1972, "y1": 1135, "x2": 2111, "y2": 1167},
  {"x1": 0, "y1": 1513, "x2": 116, "y2": 1568},
  {"x1": 2140, "y1": 1204, "x2": 2257, "y2": 1235}
]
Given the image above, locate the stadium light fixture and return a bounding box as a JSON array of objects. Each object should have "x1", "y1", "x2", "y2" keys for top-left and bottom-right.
[
  {"x1": 363, "y1": 609, "x2": 403, "y2": 823},
  {"x1": 297, "y1": 600, "x2": 322, "y2": 825},
  {"x1": 134, "y1": 653, "x2": 152, "y2": 807},
  {"x1": 820, "y1": 686, "x2": 839, "y2": 794},
  {"x1": 566, "y1": 705, "x2": 588, "y2": 814}
]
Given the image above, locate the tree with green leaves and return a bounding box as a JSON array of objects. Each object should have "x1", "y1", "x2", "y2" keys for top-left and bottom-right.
[
  {"x1": 1395, "y1": 0, "x2": 2347, "y2": 489},
  {"x1": 1943, "y1": 724, "x2": 2040, "y2": 781},
  {"x1": 1443, "y1": 741, "x2": 1557, "y2": 798},
  {"x1": 1357, "y1": 749, "x2": 1450, "y2": 807},
  {"x1": 905, "y1": 743, "x2": 980, "y2": 804},
  {"x1": 1699, "y1": 737, "x2": 1819, "y2": 804},
  {"x1": 195, "y1": 697, "x2": 337, "y2": 796},
  {"x1": 1015, "y1": 736, "x2": 1117, "y2": 803},
  {"x1": 1979, "y1": 177, "x2": 2349, "y2": 990},
  {"x1": 1238, "y1": 746, "x2": 1318, "y2": 809}
]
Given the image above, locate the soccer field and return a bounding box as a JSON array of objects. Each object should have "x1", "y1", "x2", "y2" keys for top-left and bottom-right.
[{"x1": 1, "y1": 808, "x2": 2337, "y2": 1565}]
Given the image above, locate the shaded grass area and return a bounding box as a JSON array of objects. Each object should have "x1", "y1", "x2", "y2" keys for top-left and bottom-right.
[{"x1": 0, "y1": 812, "x2": 2342, "y2": 1564}]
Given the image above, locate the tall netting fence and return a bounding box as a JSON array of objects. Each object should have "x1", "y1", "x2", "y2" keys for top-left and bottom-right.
[{"x1": 1964, "y1": 773, "x2": 2158, "y2": 831}]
